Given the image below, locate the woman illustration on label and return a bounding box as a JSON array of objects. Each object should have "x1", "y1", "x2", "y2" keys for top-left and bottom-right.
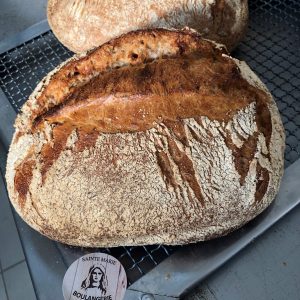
[{"x1": 81, "y1": 265, "x2": 107, "y2": 294}]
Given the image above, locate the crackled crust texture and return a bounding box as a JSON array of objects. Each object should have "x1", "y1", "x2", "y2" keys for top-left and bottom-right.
[
  {"x1": 6, "y1": 29, "x2": 284, "y2": 247},
  {"x1": 47, "y1": 0, "x2": 248, "y2": 53}
]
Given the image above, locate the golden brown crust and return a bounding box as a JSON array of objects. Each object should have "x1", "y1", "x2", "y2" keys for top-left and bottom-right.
[
  {"x1": 33, "y1": 54, "x2": 267, "y2": 135},
  {"x1": 14, "y1": 158, "x2": 35, "y2": 208},
  {"x1": 47, "y1": 0, "x2": 248, "y2": 53},
  {"x1": 21, "y1": 29, "x2": 228, "y2": 133},
  {"x1": 6, "y1": 29, "x2": 284, "y2": 247}
]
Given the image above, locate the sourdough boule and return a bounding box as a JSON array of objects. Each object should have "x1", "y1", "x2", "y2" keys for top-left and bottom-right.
[{"x1": 6, "y1": 29, "x2": 284, "y2": 247}]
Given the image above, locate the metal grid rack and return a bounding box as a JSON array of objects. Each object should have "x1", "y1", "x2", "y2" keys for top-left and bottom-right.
[
  {"x1": 0, "y1": 0, "x2": 299, "y2": 296},
  {"x1": 234, "y1": 0, "x2": 300, "y2": 167},
  {"x1": 56, "y1": 242, "x2": 176, "y2": 285}
]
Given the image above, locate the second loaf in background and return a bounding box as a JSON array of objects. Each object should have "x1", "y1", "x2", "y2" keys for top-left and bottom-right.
[{"x1": 47, "y1": 0, "x2": 248, "y2": 53}]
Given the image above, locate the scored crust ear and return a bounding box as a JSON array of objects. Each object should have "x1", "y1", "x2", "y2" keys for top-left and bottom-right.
[{"x1": 16, "y1": 28, "x2": 228, "y2": 134}]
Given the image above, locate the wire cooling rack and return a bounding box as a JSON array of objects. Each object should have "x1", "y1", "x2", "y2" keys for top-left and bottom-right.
[
  {"x1": 0, "y1": 0, "x2": 299, "y2": 287},
  {"x1": 234, "y1": 0, "x2": 300, "y2": 167}
]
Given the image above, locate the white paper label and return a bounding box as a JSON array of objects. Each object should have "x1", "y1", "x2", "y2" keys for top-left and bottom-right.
[{"x1": 62, "y1": 253, "x2": 127, "y2": 300}]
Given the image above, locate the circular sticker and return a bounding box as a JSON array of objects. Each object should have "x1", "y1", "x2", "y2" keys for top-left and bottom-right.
[{"x1": 62, "y1": 253, "x2": 127, "y2": 300}]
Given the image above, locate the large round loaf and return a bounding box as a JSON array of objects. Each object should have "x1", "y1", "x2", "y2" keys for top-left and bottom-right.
[
  {"x1": 6, "y1": 29, "x2": 284, "y2": 247},
  {"x1": 47, "y1": 0, "x2": 248, "y2": 53}
]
